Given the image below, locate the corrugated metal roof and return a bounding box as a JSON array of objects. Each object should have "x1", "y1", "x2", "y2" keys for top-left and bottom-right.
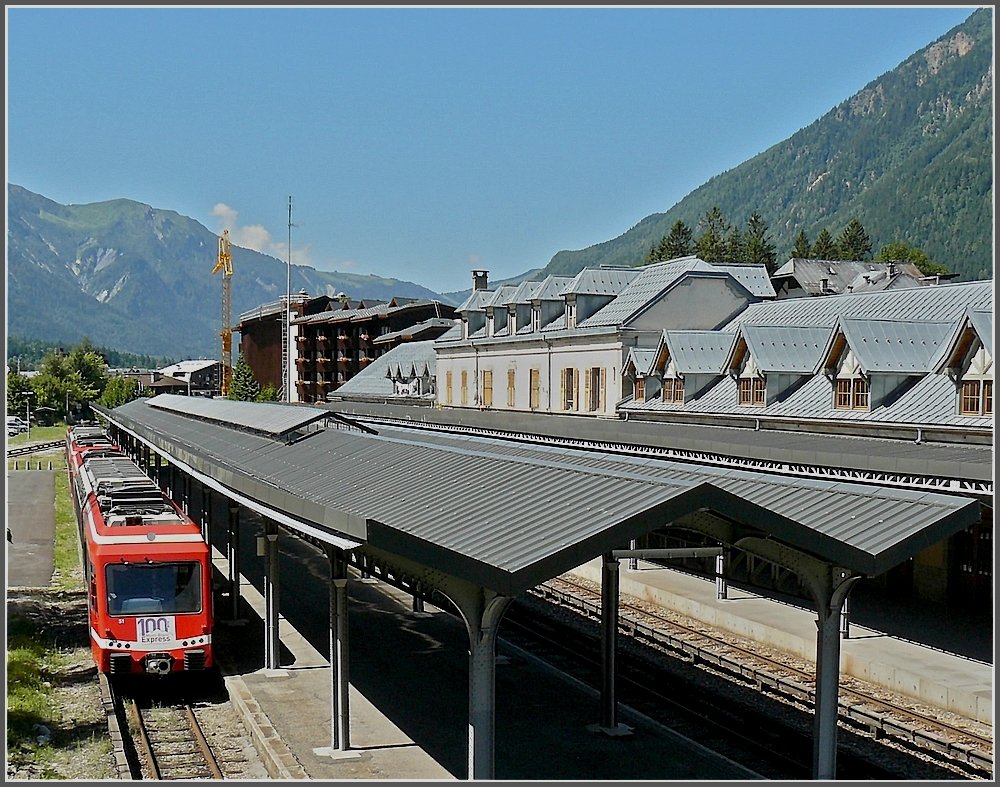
[
  {"x1": 713, "y1": 263, "x2": 776, "y2": 298},
  {"x1": 482, "y1": 285, "x2": 518, "y2": 309},
  {"x1": 969, "y1": 310, "x2": 993, "y2": 356},
  {"x1": 625, "y1": 348, "x2": 658, "y2": 376},
  {"x1": 103, "y1": 399, "x2": 978, "y2": 593},
  {"x1": 559, "y1": 267, "x2": 640, "y2": 297},
  {"x1": 771, "y1": 259, "x2": 923, "y2": 296},
  {"x1": 146, "y1": 394, "x2": 329, "y2": 436},
  {"x1": 727, "y1": 280, "x2": 992, "y2": 329},
  {"x1": 741, "y1": 325, "x2": 831, "y2": 374},
  {"x1": 529, "y1": 275, "x2": 575, "y2": 302},
  {"x1": 456, "y1": 290, "x2": 493, "y2": 312},
  {"x1": 625, "y1": 366, "x2": 993, "y2": 429},
  {"x1": 331, "y1": 341, "x2": 438, "y2": 398},
  {"x1": 840, "y1": 319, "x2": 956, "y2": 373},
  {"x1": 508, "y1": 280, "x2": 541, "y2": 304},
  {"x1": 578, "y1": 258, "x2": 705, "y2": 327},
  {"x1": 663, "y1": 330, "x2": 736, "y2": 374}
]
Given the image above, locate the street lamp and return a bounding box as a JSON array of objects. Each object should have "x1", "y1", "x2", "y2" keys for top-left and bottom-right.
[{"x1": 25, "y1": 391, "x2": 34, "y2": 442}]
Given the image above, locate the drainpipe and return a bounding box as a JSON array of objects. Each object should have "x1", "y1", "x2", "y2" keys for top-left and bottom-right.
[{"x1": 545, "y1": 338, "x2": 553, "y2": 411}]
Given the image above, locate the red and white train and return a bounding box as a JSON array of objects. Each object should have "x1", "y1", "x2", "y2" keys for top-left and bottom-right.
[{"x1": 66, "y1": 425, "x2": 214, "y2": 676}]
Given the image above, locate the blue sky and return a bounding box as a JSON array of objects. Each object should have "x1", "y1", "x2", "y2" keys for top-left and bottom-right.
[{"x1": 6, "y1": 5, "x2": 979, "y2": 294}]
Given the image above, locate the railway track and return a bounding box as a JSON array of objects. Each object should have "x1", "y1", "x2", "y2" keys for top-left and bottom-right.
[
  {"x1": 6, "y1": 440, "x2": 65, "y2": 458},
  {"x1": 524, "y1": 576, "x2": 993, "y2": 779},
  {"x1": 107, "y1": 677, "x2": 227, "y2": 781},
  {"x1": 127, "y1": 699, "x2": 223, "y2": 780}
]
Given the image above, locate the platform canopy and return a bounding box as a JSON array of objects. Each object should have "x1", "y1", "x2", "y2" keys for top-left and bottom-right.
[{"x1": 100, "y1": 396, "x2": 980, "y2": 597}]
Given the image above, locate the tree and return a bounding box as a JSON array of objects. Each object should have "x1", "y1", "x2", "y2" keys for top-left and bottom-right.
[
  {"x1": 228, "y1": 356, "x2": 261, "y2": 401},
  {"x1": 875, "y1": 241, "x2": 951, "y2": 276},
  {"x1": 744, "y1": 212, "x2": 777, "y2": 273},
  {"x1": 836, "y1": 218, "x2": 873, "y2": 261},
  {"x1": 30, "y1": 340, "x2": 107, "y2": 420},
  {"x1": 791, "y1": 229, "x2": 812, "y2": 259},
  {"x1": 6, "y1": 371, "x2": 34, "y2": 415},
  {"x1": 811, "y1": 228, "x2": 838, "y2": 260},
  {"x1": 723, "y1": 226, "x2": 744, "y2": 263},
  {"x1": 98, "y1": 376, "x2": 141, "y2": 409},
  {"x1": 257, "y1": 383, "x2": 280, "y2": 402},
  {"x1": 661, "y1": 220, "x2": 694, "y2": 260},
  {"x1": 695, "y1": 207, "x2": 730, "y2": 263}
]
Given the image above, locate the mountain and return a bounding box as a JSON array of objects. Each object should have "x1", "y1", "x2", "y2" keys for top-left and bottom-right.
[
  {"x1": 536, "y1": 9, "x2": 993, "y2": 283},
  {"x1": 6, "y1": 185, "x2": 454, "y2": 358}
]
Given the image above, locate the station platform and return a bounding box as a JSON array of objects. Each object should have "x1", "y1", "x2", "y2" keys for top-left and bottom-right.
[
  {"x1": 568, "y1": 558, "x2": 993, "y2": 726},
  {"x1": 209, "y1": 549, "x2": 761, "y2": 781}
]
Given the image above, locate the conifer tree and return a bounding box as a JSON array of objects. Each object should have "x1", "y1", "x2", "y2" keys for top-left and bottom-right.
[
  {"x1": 791, "y1": 229, "x2": 812, "y2": 258},
  {"x1": 228, "y1": 355, "x2": 261, "y2": 401},
  {"x1": 811, "y1": 228, "x2": 838, "y2": 260},
  {"x1": 695, "y1": 207, "x2": 730, "y2": 263},
  {"x1": 662, "y1": 220, "x2": 694, "y2": 260},
  {"x1": 836, "y1": 218, "x2": 873, "y2": 261},
  {"x1": 723, "y1": 226, "x2": 744, "y2": 263},
  {"x1": 744, "y1": 212, "x2": 777, "y2": 273}
]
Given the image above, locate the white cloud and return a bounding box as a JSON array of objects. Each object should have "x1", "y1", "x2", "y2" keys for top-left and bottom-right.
[{"x1": 211, "y1": 202, "x2": 311, "y2": 267}]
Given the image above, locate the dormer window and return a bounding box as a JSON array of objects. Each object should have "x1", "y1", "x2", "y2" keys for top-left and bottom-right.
[
  {"x1": 737, "y1": 355, "x2": 765, "y2": 406},
  {"x1": 531, "y1": 307, "x2": 541, "y2": 332},
  {"x1": 635, "y1": 378, "x2": 646, "y2": 402},
  {"x1": 486, "y1": 314, "x2": 495, "y2": 337},
  {"x1": 833, "y1": 349, "x2": 869, "y2": 410},
  {"x1": 958, "y1": 342, "x2": 992, "y2": 416},
  {"x1": 662, "y1": 377, "x2": 684, "y2": 404},
  {"x1": 960, "y1": 380, "x2": 992, "y2": 415},
  {"x1": 835, "y1": 378, "x2": 870, "y2": 410},
  {"x1": 508, "y1": 311, "x2": 516, "y2": 335},
  {"x1": 566, "y1": 301, "x2": 577, "y2": 329},
  {"x1": 738, "y1": 377, "x2": 765, "y2": 406}
]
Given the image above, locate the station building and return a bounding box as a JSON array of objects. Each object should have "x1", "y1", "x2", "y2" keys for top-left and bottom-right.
[{"x1": 329, "y1": 258, "x2": 993, "y2": 612}]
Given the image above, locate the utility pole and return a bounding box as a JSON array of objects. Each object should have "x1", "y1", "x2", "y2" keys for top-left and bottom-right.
[{"x1": 284, "y1": 196, "x2": 296, "y2": 403}]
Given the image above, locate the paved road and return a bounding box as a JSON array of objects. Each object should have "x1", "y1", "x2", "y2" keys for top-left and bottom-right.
[{"x1": 6, "y1": 471, "x2": 56, "y2": 588}]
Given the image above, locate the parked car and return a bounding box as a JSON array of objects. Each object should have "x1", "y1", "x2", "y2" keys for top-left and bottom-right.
[{"x1": 7, "y1": 416, "x2": 27, "y2": 435}]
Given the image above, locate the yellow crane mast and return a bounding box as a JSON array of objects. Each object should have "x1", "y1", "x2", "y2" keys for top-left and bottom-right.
[{"x1": 212, "y1": 230, "x2": 234, "y2": 396}]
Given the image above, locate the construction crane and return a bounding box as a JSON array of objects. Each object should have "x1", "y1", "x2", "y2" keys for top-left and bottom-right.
[{"x1": 212, "y1": 230, "x2": 234, "y2": 396}]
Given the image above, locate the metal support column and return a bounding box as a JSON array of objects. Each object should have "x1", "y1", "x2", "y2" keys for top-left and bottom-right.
[
  {"x1": 464, "y1": 593, "x2": 513, "y2": 780},
  {"x1": 263, "y1": 523, "x2": 281, "y2": 670},
  {"x1": 227, "y1": 502, "x2": 243, "y2": 622},
  {"x1": 813, "y1": 572, "x2": 860, "y2": 780},
  {"x1": 590, "y1": 552, "x2": 632, "y2": 736},
  {"x1": 314, "y1": 548, "x2": 360, "y2": 760},
  {"x1": 716, "y1": 548, "x2": 728, "y2": 600},
  {"x1": 200, "y1": 485, "x2": 210, "y2": 544}
]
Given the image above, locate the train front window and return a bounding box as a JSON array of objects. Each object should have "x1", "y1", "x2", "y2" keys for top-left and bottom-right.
[{"x1": 105, "y1": 562, "x2": 202, "y2": 616}]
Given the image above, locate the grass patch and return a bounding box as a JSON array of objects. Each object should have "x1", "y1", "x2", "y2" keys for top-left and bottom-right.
[{"x1": 6, "y1": 424, "x2": 67, "y2": 447}]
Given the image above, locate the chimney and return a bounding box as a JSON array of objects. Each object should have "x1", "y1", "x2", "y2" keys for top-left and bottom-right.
[
  {"x1": 472, "y1": 269, "x2": 489, "y2": 291},
  {"x1": 887, "y1": 261, "x2": 897, "y2": 277},
  {"x1": 820, "y1": 278, "x2": 830, "y2": 292}
]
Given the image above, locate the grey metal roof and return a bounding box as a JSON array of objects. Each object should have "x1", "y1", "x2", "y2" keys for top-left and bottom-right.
[
  {"x1": 727, "y1": 280, "x2": 993, "y2": 329},
  {"x1": 372, "y1": 318, "x2": 458, "y2": 345},
  {"x1": 838, "y1": 319, "x2": 956, "y2": 374},
  {"x1": 625, "y1": 365, "x2": 993, "y2": 430},
  {"x1": 577, "y1": 259, "x2": 774, "y2": 329},
  {"x1": 147, "y1": 394, "x2": 329, "y2": 437},
  {"x1": 712, "y1": 263, "x2": 776, "y2": 298},
  {"x1": 740, "y1": 325, "x2": 832, "y2": 374},
  {"x1": 968, "y1": 310, "x2": 993, "y2": 356},
  {"x1": 771, "y1": 259, "x2": 924, "y2": 296},
  {"x1": 625, "y1": 348, "x2": 658, "y2": 377},
  {"x1": 434, "y1": 322, "x2": 464, "y2": 343},
  {"x1": 482, "y1": 285, "x2": 518, "y2": 309},
  {"x1": 456, "y1": 290, "x2": 493, "y2": 312},
  {"x1": 559, "y1": 267, "x2": 640, "y2": 297},
  {"x1": 578, "y1": 258, "x2": 706, "y2": 327},
  {"x1": 662, "y1": 331, "x2": 736, "y2": 375},
  {"x1": 331, "y1": 341, "x2": 438, "y2": 398},
  {"x1": 101, "y1": 398, "x2": 980, "y2": 593},
  {"x1": 507, "y1": 280, "x2": 541, "y2": 304},
  {"x1": 530, "y1": 275, "x2": 575, "y2": 302}
]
